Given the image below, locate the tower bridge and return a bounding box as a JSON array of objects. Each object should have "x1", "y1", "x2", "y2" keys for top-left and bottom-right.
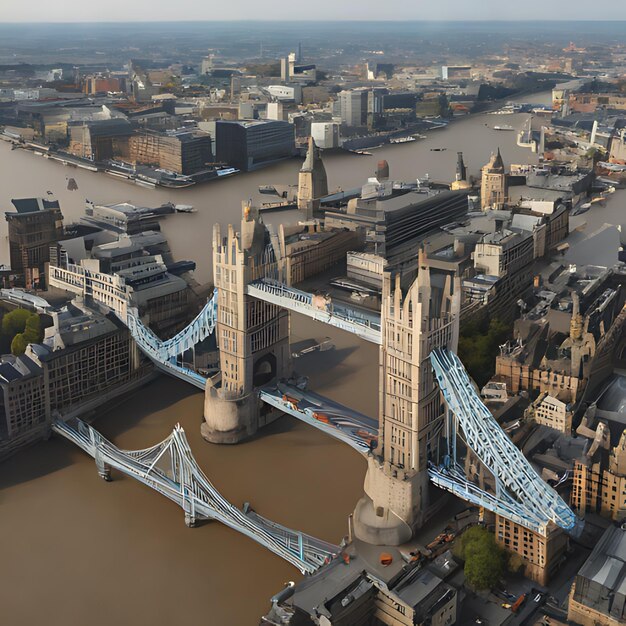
[{"x1": 50, "y1": 203, "x2": 580, "y2": 554}]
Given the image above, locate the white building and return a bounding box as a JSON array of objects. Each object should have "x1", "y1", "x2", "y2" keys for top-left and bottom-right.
[
  {"x1": 528, "y1": 392, "x2": 572, "y2": 433},
  {"x1": 311, "y1": 122, "x2": 340, "y2": 149}
]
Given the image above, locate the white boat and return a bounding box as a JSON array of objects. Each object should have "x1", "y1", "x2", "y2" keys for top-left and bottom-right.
[
  {"x1": 598, "y1": 161, "x2": 626, "y2": 172},
  {"x1": 494, "y1": 125, "x2": 515, "y2": 131},
  {"x1": 174, "y1": 204, "x2": 196, "y2": 213}
]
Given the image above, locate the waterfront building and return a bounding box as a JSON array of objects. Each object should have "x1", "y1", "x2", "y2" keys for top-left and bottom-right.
[
  {"x1": 297, "y1": 136, "x2": 328, "y2": 215},
  {"x1": 129, "y1": 130, "x2": 212, "y2": 175},
  {"x1": 68, "y1": 118, "x2": 133, "y2": 161},
  {"x1": 48, "y1": 246, "x2": 192, "y2": 338},
  {"x1": 480, "y1": 149, "x2": 507, "y2": 211},
  {"x1": 6, "y1": 197, "x2": 64, "y2": 290},
  {"x1": 324, "y1": 184, "x2": 470, "y2": 274},
  {"x1": 568, "y1": 524, "x2": 626, "y2": 626},
  {"x1": 310, "y1": 121, "x2": 339, "y2": 149},
  {"x1": 339, "y1": 89, "x2": 369, "y2": 128},
  {"x1": 0, "y1": 300, "x2": 150, "y2": 461},
  {"x1": 214, "y1": 119, "x2": 295, "y2": 171}
]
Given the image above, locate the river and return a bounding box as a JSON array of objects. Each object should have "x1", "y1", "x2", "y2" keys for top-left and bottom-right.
[{"x1": 1, "y1": 91, "x2": 624, "y2": 625}]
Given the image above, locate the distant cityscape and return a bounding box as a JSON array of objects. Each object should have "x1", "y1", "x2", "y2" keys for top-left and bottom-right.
[{"x1": 2, "y1": 18, "x2": 626, "y2": 626}]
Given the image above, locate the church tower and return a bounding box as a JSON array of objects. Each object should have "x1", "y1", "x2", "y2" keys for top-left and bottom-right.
[
  {"x1": 480, "y1": 148, "x2": 507, "y2": 210},
  {"x1": 451, "y1": 151, "x2": 471, "y2": 190},
  {"x1": 297, "y1": 136, "x2": 328, "y2": 217},
  {"x1": 353, "y1": 251, "x2": 461, "y2": 545}
]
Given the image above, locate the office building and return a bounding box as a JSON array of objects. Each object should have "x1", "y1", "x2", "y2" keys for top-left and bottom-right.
[
  {"x1": 568, "y1": 524, "x2": 626, "y2": 626},
  {"x1": 339, "y1": 89, "x2": 369, "y2": 128},
  {"x1": 441, "y1": 65, "x2": 472, "y2": 80},
  {"x1": 310, "y1": 121, "x2": 340, "y2": 149},
  {"x1": 325, "y1": 185, "x2": 470, "y2": 263},
  {"x1": 68, "y1": 118, "x2": 133, "y2": 161},
  {"x1": 0, "y1": 301, "x2": 150, "y2": 460},
  {"x1": 214, "y1": 119, "x2": 295, "y2": 171},
  {"x1": 6, "y1": 197, "x2": 64, "y2": 290},
  {"x1": 129, "y1": 130, "x2": 212, "y2": 175}
]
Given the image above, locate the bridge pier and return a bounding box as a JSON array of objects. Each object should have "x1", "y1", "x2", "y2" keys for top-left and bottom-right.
[
  {"x1": 95, "y1": 458, "x2": 112, "y2": 482},
  {"x1": 202, "y1": 384, "x2": 261, "y2": 444},
  {"x1": 184, "y1": 513, "x2": 196, "y2": 528}
]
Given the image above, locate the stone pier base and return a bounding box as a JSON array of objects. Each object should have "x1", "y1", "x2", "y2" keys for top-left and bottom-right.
[{"x1": 353, "y1": 456, "x2": 430, "y2": 546}]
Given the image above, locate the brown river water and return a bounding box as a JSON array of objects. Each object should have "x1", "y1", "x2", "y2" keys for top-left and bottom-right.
[{"x1": 7, "y1": 90, "x2": 620, "y2": 626}]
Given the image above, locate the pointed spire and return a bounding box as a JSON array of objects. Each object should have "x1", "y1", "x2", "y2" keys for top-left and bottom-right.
[
  {"x1": 492, "y1": 147, "x2": 504, "y2": 171},
  {"x1": 301, "y1": 136, "x2": 318, "y2": 172}
]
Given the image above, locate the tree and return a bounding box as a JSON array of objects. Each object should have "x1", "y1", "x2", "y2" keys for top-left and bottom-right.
[
  {"x1": 10, "y1": 333, "x2": 29, "y2": 356},
  {"x1": 2, "y1": 308, "x2": 31, "y2": 338},
  {"x1": 2, "y1": 309, "x2": 43, "y2": 355},
  {"x1": 458, "y1": 316, "x2": 512, "y2": 387},
  {"x1": 455, "y1": 526, "x2": 504, "y2": 590}
]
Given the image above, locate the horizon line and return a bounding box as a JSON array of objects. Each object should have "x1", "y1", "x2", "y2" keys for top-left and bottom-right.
[{"x1": 2, "y1": 18, "x2": 626, "y2": 24}]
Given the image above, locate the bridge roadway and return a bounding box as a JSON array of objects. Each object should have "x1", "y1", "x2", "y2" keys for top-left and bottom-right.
[
  {"x1": 259, "y1": 382, "x2": 378, "y2": 455},
  {"x1": 52, "y1": 417, "x2": 340, "y2": 574}
]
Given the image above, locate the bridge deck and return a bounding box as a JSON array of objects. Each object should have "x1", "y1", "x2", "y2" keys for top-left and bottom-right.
[{"x1": 260, "y1": 382, "x2": 378, "y2": 454}]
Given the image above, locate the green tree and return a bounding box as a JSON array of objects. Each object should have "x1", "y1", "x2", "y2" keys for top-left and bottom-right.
[
  {"x1": 458, "y1": 316, "x2": 512, "y2": 387},
  {"x1": 23, "y1": 315, "x2": 41, "y2": 343},
  {"x1": 10, "y1": 333, "x2": 29, "y2": 356},
  {"x1": 2, "y1": 309, "x2": 43, "y2": 355},
  {"x1": 455, "y1": 526, "x2": 505, "y2": 590},
  {"x1": 2, "y1": 308, "x2": 31, "y2": 338}
]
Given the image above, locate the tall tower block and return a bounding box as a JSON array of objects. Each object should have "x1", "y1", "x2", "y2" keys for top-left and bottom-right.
[
  {"x1": 353, "y1": 252, "x2": 461, "y2": 545},
  {"x1": 202, "y1": 204, "x2": 291, "y2": 444}
]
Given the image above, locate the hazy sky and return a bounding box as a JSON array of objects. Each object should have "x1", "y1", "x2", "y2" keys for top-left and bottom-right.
[{"x1": 3, "y1": 0, "x2": 626, "y2": 22}]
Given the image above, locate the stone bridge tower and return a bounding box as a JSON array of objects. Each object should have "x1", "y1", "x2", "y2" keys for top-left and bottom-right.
[
  {"x1": 353, "y1": 251, "x2": 461, "y2": 544},
  {"x1": 297, "y1": 136, "x2": 328, "y2": 218},
  {"x1": 202, "y1": 204, "x2": 291, "y2": 444}
]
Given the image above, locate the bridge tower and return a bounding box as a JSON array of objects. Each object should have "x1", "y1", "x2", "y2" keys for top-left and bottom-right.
[
  {"x1": 202, "y1": 204, "x2": 291, "y2": 444},
  {"x1": 353, "y1": 251, "x2": 461, "y2": 545}
]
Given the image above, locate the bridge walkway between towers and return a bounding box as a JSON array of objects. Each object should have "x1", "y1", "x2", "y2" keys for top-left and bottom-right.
[{"x1": 246, "y1": 278, "x2": 382, "y2": 344}]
